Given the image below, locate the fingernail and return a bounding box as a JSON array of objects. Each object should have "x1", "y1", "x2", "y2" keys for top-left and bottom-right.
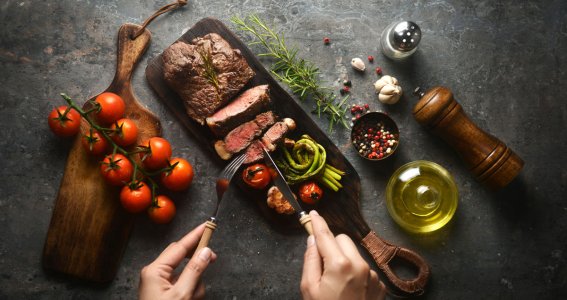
[
  {"x1": 310, "y1": 210, "x2": 319, "y2": 216},
  {"x1": 307, "y1": 235, "x2": 315, "y2": 247},
  {"x1": 198, "y1": 247, "x2": 212, "y2": 262}
]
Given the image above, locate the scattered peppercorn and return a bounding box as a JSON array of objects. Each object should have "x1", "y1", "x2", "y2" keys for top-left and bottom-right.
[
  {"x1": 375, "y1": 67, "x2": 382, "y2": 75},
  {"x1": 368, "y1": 55, "x2": 374, "y2": 62},
  {"x1": 343, "y1": 80, "x2": 352, "y2": 87},
  {"x1": 323, "y1": 37, "x2": 330, "y2": 45}
]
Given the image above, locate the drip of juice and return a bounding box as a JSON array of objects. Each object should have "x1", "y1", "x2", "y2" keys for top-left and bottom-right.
[{"x1": 386, "y1": 161, "x2": 458, "y2": 233}]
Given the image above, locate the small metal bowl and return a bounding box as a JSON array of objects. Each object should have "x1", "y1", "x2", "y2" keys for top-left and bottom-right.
[{"x1": 350, "y1": 111, "x2": 400, "y2": 161}]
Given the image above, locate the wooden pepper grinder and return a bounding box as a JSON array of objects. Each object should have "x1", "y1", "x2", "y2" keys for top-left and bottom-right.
[{"x1": 412, "y1": 86, "x2": 524, "y2": 189}]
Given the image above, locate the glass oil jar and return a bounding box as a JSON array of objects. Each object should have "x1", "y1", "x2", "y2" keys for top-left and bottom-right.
[{"x1": 386, "y1": 161, "x2": 458, "y2": 233}]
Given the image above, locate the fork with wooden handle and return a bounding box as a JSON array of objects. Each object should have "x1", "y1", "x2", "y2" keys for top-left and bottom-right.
[{"x1": 196, "y1": 153, "x2": 247, "y2": 252}]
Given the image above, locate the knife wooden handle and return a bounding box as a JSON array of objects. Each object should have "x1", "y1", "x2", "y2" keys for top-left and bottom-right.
[
  {"x1": 299, "y1": 214, "x2": 313, "y2": 235},
  {"x1": 196, "y1": 220, "x2": 217, "y2": 252}
]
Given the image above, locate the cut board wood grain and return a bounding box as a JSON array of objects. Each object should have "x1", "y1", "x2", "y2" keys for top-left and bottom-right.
[
  {"x1": 145, "y1": 18, "x2": 430, "y2": 296},
  {"x1": 43, "y1": 24, "x2": 161, "y2": 283}
]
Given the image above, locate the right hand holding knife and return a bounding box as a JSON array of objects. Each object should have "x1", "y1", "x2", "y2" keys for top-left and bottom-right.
[{"x1": 301, "y1": 210, "x2": 387, "y2": 300}]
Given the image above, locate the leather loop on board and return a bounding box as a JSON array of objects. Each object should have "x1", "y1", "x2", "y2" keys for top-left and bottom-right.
[{"x1": 361, "y1": 231, "x2": 430, "y2": 296}]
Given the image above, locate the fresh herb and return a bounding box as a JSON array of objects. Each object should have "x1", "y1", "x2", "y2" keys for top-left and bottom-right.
[
  {"x1": 231, "y1": 15, "x2": 350, "y2": 132},
  {"x1": 198, "y1": 49, "x2": 220, "y2": 91}
]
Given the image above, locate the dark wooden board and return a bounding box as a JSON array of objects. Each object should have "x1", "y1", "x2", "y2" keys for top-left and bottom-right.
[
  {"x1": 43, "y1": 24, "x2": 161, "y2": 283},
  {"x1": 145, "y1": 18, "x2": 362, "y2": 234},
  {"x1": 145, "y1": 18, "x2": 429, "y2": 295}
]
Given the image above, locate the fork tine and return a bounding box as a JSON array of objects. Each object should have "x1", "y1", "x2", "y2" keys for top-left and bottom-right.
[{"x1": 221, "y1": 153, "x2": 247, "y2": 179}]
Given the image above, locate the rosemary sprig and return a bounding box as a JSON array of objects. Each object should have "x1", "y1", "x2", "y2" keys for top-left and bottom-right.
[
  {"x1": 231, "y1": 15, "x2": 350, "y2": 132},
  {"x1": 198, "y1": 49, "x2": 220, "y2": 91}
]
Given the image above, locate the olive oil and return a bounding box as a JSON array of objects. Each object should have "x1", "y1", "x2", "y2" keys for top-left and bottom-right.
[{"x1": 386, "y1": 161, "x2": 458, "y2": 233}]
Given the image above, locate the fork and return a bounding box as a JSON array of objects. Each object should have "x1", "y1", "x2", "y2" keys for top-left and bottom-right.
[{"x1": 196, "y1": 153, "x2": 247, "y2": 252}]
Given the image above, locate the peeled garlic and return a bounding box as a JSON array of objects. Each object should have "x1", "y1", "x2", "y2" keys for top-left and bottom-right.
[
  {"x1": 374, "y1": 75, "x2": 402, "y2": 104},
  {"x1": 350, "y1": 58, "x2": 366, "y2": 72}
]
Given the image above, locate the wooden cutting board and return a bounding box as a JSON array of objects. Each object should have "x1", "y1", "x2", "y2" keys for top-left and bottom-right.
[
  {"x1": 43, "y1": 24, "x2": 161, "y2": 283},
  {"x1": 145, "y1": 18, "x2": 429, "y2": 296}
]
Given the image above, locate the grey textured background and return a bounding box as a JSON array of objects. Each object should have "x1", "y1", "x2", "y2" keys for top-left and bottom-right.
[{"x1": 1, "y1": 0, "x2": 566, "y2": 299}]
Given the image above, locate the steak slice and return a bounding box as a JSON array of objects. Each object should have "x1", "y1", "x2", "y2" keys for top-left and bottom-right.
[
  {"x1": 214, "y1": 111, "x2": 277, "y2": 160},
  {"x1": 244, "y1": 118, "x2": 296, "y2": 164},
  {"x1": 162, "y1": 33, "x2": 255, "y2": 125},
  {"x1": 206, "y1": 85, "x2": 271, "y2": 137}
]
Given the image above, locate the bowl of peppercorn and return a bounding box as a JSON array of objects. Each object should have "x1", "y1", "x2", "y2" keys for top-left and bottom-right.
[{"x1": 350, "y1": 111, "x2": 399, "y2": 161}]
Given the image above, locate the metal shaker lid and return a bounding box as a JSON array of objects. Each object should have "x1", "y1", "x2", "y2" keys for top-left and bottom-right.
[{"x1": 389, "y1": 21, "x2": 421, "y2": 51}]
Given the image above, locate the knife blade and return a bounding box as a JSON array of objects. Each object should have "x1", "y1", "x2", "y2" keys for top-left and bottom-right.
[{"x1": 262, "y1": 147, "x2": 313, "y2": 235}]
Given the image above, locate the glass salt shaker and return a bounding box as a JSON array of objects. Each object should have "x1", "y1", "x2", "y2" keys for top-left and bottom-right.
[{"x1": 380, "y1": 21, "x2": 421, "y2": 60}]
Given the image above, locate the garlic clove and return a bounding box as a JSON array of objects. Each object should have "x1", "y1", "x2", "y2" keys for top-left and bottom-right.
[
  {"x1": 380, "y1": 84, "x2": 401, "y2": 95},
  {"x1": 351, "y1": 58, "x2": 366, "y2": 71}
]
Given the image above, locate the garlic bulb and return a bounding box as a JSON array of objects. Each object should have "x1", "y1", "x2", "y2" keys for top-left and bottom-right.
[
  {"x1": 374, "y1": 75, "x2": 402, "y2": 104},
  {"x1": 351, "y1": 58, "x2": 366, "y2": 72}
]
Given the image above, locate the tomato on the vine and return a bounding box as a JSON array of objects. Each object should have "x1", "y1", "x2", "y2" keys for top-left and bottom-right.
[
  {"x1": 148, "y1": 195, "x2": 176, "y2": 224},
  {"x1": 120, "y1": 181, "x2": 152, "y2": 213},
  {"x1": 48, "y1": 106, "x2": 81, "y2": 137},
  {"x1": 161, "y1": 157, "x2": 194, "y2": 191},
  {"x1": 298, "y1": 181, "x2": 323, "y2": 205},
  {"x1": 81, "y1": 129, "x2": 109, "y2": 156},
  {"x1": 110, "y1": 118, "x2": 138, "y2": 147},
  {"x1": 94, "y1": 92, "x2": 125, "y2": 125},
  {"x1": 100, "y1": 153, "x2": 133, "y2": 186},
  {"x1": 242, "y1": 164, "x2": 271, "y2": 189},
  {"x1": 139, "y1": 137, "x2": 172, "y2": 170}
]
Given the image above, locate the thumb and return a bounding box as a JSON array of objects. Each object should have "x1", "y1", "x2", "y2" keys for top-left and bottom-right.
[
  {"x1": 174, "y1": 247, "x2": 214, "y2": 296},
  {"x1": 301, "y1": 235, "x2": 322, "y2": 295}
]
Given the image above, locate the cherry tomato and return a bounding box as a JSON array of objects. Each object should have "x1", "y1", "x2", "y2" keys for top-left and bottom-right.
[
  {"x1": 299, "y1": 181, "x2": 323, "y2": 205},
  {"x1": 148, "y1": 195, "x2": 176, "y2": 224},
  {"x1": 100, "y1": 153, "x2": 133, "y2": 186},
  {"x1": 242, "y1": 164, "x2": 271, "y2": 189},
  {"x1": 160, "y1": 158, "x2": 194, "y2": 191},
  {"x1": 48, "y1": 106, "x2": 81, "y2": 137},
  {"x1": 110, "y1": 118, "x2": 138, "y2": 147},
  {"x1": 81, "y1": 129, "x2": 109, "y2": 156},
  {"x1": 120, "y1": 181, "x2": 152, "y2": 213},
  {"x1": 139, "y1": 137, "x2": 172, "y2": 170},
  {"x1": 94, "y1": 92, "x2": 125, "y2": 125}
]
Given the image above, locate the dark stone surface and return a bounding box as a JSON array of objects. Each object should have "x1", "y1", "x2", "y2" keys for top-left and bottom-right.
[{"x1": 1, "y1": 0, "x2": 566, "y2": 299}]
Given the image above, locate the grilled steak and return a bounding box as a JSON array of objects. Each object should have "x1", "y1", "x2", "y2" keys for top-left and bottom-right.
[
  {"x1": 162, "y1": 33, "x2": 255, "y2": 125},
  {"x1": 214, "y1": 111, "x2": 277, "y2": 160},
  {"x1": 262, "y1": 118, "x2": 296, "y2": 151},
  {"x1": 244, "y1": 118, "x2": 296, "y2": 164},
  {"x1": 206, "y1": 85, "x2": 271, "y2": 137}
]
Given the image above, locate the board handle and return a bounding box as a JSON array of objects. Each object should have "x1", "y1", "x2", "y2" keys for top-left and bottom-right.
[
  {"x1": 196, "y1": 220, "x2": 217, "y2": 253},
  {"x1": 360, "y1": 231, "x2": 430, "y2": 296},
  {"x1": 111, "y1": 24, "x2": 152, "y2": 88}
]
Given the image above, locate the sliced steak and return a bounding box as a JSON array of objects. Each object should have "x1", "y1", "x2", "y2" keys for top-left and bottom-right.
[
  {"x1": 162, "y1": 33, "x2": 255, "y2": 125},
  {"x1": 206, "y1": 85, "x2": 271, "y2": 137},
  {"x1": 214, "y1": 111, "x2": 277, "y2": 160},
  {"x1": 261, "y1": 118, "x2": 296, "y2": 151},
  {"x1": 244, "y1": 118, "x2": 296, "y2": 164}
]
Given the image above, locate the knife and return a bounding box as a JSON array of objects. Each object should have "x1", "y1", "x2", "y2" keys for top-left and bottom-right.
[{"x1": 262, "y1": 147, "x2": 314, "y2": 235}]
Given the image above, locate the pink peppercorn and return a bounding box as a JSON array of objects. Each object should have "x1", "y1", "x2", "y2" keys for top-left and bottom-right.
[
  {"x1": 375, "y1": 67, "x2": 382, "y2": 75},
  {"x1": 323, "y1": 37, "x2": 330, "y2": 45},
  {"x1": 368, "y1": 55, "x2": 374, "y2": 62}
]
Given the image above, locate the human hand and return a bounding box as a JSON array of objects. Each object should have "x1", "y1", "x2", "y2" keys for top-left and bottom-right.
[
  {"x1": 139, "y1": 223, "x2": 217, "y2": 300},
  {"x1": 301, "y1": 211, "x2": 387, "y2": 300}
]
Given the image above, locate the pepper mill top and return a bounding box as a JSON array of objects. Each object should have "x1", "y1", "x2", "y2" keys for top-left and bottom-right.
[{"x1": 412, "y1": 86, "x2": 524, "y2": 189}]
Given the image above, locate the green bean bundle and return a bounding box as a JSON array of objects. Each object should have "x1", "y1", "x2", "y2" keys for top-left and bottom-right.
[{"x1": 276, "y1": 135, "x2": 345, "y2": 192}]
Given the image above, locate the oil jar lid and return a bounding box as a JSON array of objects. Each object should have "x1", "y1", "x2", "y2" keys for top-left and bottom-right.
[{"x1": 386, "y1": 160, "x2": 458, "y2": 233}]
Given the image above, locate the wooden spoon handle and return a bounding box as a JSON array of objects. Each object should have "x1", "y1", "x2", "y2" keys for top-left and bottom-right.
[
  {"x1": 299, "y1": 214, "x2": 313, "y2": 235},
  {"x1": 360, "y1": 231, "x2": 430, "y2": 296},
  {"x1": 110, "y1": 24, "x2": 152, "y2": 91},
  {"x1": 196, "y1": 220, "x2": 218, "y2": 252}
]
